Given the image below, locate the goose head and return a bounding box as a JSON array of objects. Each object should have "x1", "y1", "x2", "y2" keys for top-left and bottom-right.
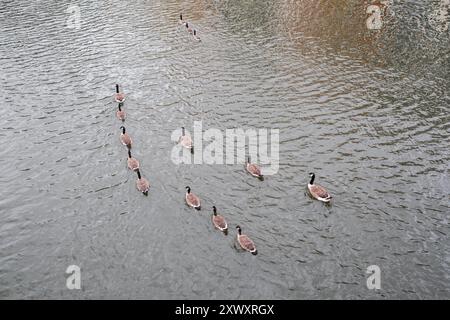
[{"x1": 309, "y1": 172, "x2": 315, "y2": 184}]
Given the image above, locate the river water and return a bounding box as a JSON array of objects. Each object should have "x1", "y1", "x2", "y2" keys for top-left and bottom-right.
[{"x1": 0, "y1": 0, "x2": 449, "y2": 299}]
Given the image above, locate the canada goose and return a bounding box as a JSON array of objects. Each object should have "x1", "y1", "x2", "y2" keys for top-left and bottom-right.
[
  {"x1": 178, "y1": 127, "x2": 193, "y2": 153},
  {"x1": 127, "y1": 150, "x2": 139, "y2": 171},
  {"x1": 236, "y1": 226, "x2": 257, "y2": 255},
  {"x1": 185, "y1": 22, "x2": 193, "y2": 34},
  {"x1": 193, "y1": 29, "x2": 201, "y2": 42},
  {"x1": 212, "y1": 206, "x2": 228, "y2": 235},
  {"x1": 246, "y1": 156, "x2": 263, "y2": 180},
  {"x1": 185, "y1": 186, "x2": 201, "y2": 210},
  {"x1": 116, "y1": 103, "x2": 125, "y2": 121},
  {"x1": 136, "y1": 169, "x2": 149, "y2": 196},
  {"x1": 119, "y1": 126, "x2": 132, "y2": 148},
  {"x1": 114, "y1": 84, "x2": 125, "y2": 103},
  {"x1": 307, "y1": 173, "x2": 332, "y2": 203}
]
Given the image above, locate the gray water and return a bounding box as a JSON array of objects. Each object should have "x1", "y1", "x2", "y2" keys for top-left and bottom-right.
[{"x1": 0, "y1": 0, "x2": 449, "y2": 299}]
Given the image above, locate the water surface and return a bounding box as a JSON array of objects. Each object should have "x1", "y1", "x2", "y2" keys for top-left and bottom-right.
[{"x1": 0, "y1": 0, "x2": 449, "y2": 299}]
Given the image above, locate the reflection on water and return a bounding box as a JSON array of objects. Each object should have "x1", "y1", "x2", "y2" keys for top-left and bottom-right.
[{"x1": 0, "y1": 0, "x2": 449, "y2": 299}]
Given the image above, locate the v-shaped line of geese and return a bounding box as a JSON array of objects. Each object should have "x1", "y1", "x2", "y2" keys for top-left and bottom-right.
[{"x1": 114, "y1": 40, "x2": 332, "y2": 253}]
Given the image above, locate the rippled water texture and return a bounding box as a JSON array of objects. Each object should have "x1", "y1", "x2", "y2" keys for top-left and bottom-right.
[{"x1": 0, "y1": 0, "x2": 449, "y2": 299}]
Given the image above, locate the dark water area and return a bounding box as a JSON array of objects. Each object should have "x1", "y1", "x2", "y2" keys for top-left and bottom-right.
[{"x1": 0, "y1": 0, "x2": 449, "y2": 299}]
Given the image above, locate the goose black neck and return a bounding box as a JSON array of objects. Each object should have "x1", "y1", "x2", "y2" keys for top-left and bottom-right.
[
  {"x1": 247, "y1": 156, "x2": 251, "y2": 163},
  {"x1": 118, "y1": 103, "x2": 122, "y2": 111},
  {"x1": 121, "y1": 126, "x2": 125, "y2": 134},
  {"x1": 186, "y1": 187, "x2": 191, "y2": 193},
  {"x1": 185, "y1": 23, "x2": 189, "y2": 28},
  {"x1": 128, "y1": 150, "x2": 131, "y2": 158},
  {"x1": 309, "y1": 174, "x2": 315, "y2": 185},
  {"x1": 116, "y1": 84, "x2": 119, "y2": 93},
  {"x1": 137, "y1": 170, "x2": 141, "y2": 179},
  {"x1": 182, "y1": 127, "x2": 185, "y2": 136},
  {"x1": 213, "y1": 206, "x2": 217, "y2": 215},
  {"x1": 194, "y1": 30, "x2": 196, "y2": 36},
  {"x1": 237, "y1": 227, "x2": 242, "y2": 235},
  {"x1": 180, "y1": 14, "x2": 182, "y2": 20}
]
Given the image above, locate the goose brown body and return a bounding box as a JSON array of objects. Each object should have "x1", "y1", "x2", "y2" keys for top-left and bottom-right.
[
  {"x1": 120, "y1": 126, "x2": 132, "y2": 148},
  {"x1": 179, "y1": 127, "x2": 193, "y2": 150},
  {"x1": 179, "y1": 135, "x2": 192, "y2": 148},
  {"x1": 193, "y1": 30, "x2": 201, "y2": 42},
  {"x1": 246, "y1": 156, "x2": 263, "y2": 179},
  {"x1": 127, "y1": 150, "x2": 139, "y2": 171},
  {"x1": 114, "y1": 93, "x2": 125, "y2": 103},
  {"x1": 185, "y1": 186, "x2": 201, "y2": 210},
  {"x1": 136, "y1": 170, "x2": 149, "y2": 195},
  {"x1": 114, "y1": 84, "x2": 125, "y2": 103},
  {"x1": 116, "y1": 103, "x2": 125, "y2": 121},
  {"x1": 212, "y1": 206, "x2": 228, "y2": 234},
  {"x1": 308, "y1": 173, "x2": 332, "y2": 203},
  {"x1": 236, "y1": 226, "x2": 257, "y2": 255}
]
